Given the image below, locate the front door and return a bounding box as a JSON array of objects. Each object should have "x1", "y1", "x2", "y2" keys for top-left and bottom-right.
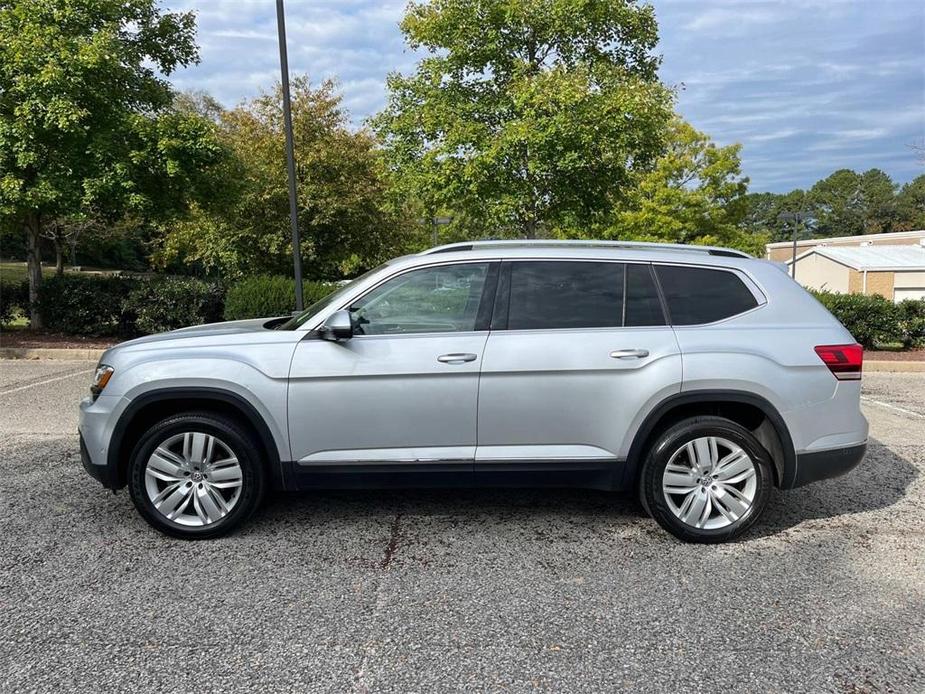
[
  {"x1": 288, "y1": 261, "x2": 498, "y2": 478},
  {"x1": 476, "y1": 260, "x2": 682, "y2": 487}
]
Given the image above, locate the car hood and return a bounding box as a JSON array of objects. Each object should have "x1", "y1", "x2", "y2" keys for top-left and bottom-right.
[{"x1": 116, "y1": 317, "x2": 286, "y2": 347}]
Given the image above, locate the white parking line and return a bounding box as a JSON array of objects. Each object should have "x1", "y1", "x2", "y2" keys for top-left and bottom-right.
[
  {"x1": 861, "y1": 396, "x2": 925, "y2": 420},
  {"x1": 0, "y1": 370, "x2": 88, "y2": 396}
]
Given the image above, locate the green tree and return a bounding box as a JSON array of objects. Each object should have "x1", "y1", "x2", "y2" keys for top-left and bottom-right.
[
  {"x1": 741, "y1": 189, "x2": 808, "y2": 243},
  {"x1": 156, "y1": 79, "x2": 409, "y2": 279},
  {"x1": 857, "y1": 168, "x2": 897, "y2": 233},
  {"x1": 807, "y1": 169, "x2": 864, "y2": 237},
  {"x1": 895, "y1": 174, "x2": 925, "y2": 231},
  {"x1": 0, "y1": 0, "x2": 213, "y2": 327},
  {"x1": 601, "y1": 119, "x2": 764, "y2": 255},
  {"x1": 373, "y1": 0, "x2": 673, "y2": 240}
]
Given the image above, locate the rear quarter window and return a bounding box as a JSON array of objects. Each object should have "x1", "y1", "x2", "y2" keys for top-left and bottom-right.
[{"x1": 655, "y1": 265, "x2": 759, "y2": 325}]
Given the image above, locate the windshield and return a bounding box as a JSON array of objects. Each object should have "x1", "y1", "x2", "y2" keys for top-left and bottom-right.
[{"x1": 277, "y1": 264, "x2": 388, "y2": 330}]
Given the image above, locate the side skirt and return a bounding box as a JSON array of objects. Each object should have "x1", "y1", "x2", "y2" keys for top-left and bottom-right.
[{"x1": 279, "y1": 459, "x2": 627, "y2": 492}]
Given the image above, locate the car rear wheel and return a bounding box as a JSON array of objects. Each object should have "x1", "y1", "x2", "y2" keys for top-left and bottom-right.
[
  {"x1": 128, "y1": 412, "x2": 265, "y2": 539},
  {"x1": 640, "y1": 416, "x2": 773, "y2": 543}
]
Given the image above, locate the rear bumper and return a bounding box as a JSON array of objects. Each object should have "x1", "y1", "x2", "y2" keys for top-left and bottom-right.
[{"x1": 785, "y1": 442, "x2": 867, "y2": 489}]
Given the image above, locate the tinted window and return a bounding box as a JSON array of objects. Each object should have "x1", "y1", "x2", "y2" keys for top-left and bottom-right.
[
  {"x1": 507, "y1": 262, "x2": 624, "y2": 330},
  {"x1": 350, "y1": 263, "x2": 490, "y2": 335},
  {"x1": 655, "y1": 265, "x2": 758, "y2": 325},
  {"x1": 625, "y1": 264, "x2": 666, "y2": 327}
]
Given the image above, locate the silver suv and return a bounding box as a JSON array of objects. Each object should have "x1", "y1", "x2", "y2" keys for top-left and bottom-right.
[{"x1": 78, "y1": 241, "x2": 868, "y2": 543}]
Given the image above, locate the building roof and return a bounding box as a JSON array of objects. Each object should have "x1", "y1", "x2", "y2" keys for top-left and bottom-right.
[
  {"x1": 767, "y1": 229, "x2": 925, "y2": 250},
  {"x1": 791, "y1": 245, "x2": 925, "y2": 271}
]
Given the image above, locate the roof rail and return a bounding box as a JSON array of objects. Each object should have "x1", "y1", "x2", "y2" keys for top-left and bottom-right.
[{"x1": 420, "y1": 239, "x2": 752, "y2": 259}]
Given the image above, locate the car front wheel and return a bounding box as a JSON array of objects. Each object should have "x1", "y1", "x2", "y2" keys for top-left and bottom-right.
[
  {"x1": 128, "y1": 412, "x2": 265, "y2": 539},
  {"x1": 640, "y1": 416, "x2": 773, "y2": 543}
]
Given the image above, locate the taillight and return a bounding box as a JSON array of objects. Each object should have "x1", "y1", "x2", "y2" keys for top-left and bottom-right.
[{"x1": 814, "y1": 343, "x2": 863, "y2": 380}]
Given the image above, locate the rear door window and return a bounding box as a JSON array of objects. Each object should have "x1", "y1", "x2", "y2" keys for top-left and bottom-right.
[
  {"x1": 654, "y1": 265, "x2": 758, "y2": 325},
  {"x1": 506, "y1": 261, "x2": 624, "y2": 330}
]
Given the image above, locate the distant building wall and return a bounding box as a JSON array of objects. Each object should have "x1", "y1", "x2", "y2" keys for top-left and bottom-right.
[
  {"x1": 865, "y1": 272, "x2": 895, "y2": 300},
  {"x1": 792, "y1": 253, "x2": 850, "y2": 292},
  {"x1": 766, "y1": 230, "x2": 925, "y2": 262}
]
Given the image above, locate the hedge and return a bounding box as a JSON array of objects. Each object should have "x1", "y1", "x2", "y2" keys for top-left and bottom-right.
[
  {"x1": 811, "y1": 290, "x2": 925, "y2": 349},
  {"x1": 123, "y1": 276, "x2": 224, "y2": 335},
  {"x1": 31, "y1": 274, "x2": 223, "y2": 337},
  {"x1": 4, "y1": 273, "x2": 339, "y2": 334},
  {"x1": 35, "y1": 274, "x2": 137, "y2": 336},
  {"x1": 224, "y1": 275, "x2": 337, "y2": 320}
]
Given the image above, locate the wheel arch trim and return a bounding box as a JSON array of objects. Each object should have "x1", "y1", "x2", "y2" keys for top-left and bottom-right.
[
  {"x1": 625, "y1": 389, "x2": 797, "y2": 488},
  {"x1": 107, "y1": 387, "x2": 284, "y2": 489}
]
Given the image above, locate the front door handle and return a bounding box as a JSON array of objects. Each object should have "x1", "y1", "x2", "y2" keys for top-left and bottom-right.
[
  {"x1": 437, "y1": 353, "x2": 478, "y2": 364},
  {"x1": 610, "y1": 349, "x2": 650, "y2": 359}
]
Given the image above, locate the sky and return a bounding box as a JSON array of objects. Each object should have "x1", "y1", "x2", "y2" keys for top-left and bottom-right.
[{"x1": 169, "y1": 0, "x2": 925, "y2": 193}]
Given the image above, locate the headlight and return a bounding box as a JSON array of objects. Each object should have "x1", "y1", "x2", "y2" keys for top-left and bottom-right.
[{"x1": 91, "y1": 365, "x2": 114, "y2": 399}]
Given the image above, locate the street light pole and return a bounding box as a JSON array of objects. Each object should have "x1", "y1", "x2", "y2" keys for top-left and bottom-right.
[
  {"x1": 417, "y1": 215, "x2": 453, "y2": 247},
  {"x1": 275, "y1": 0, "x2": 304, "y2": 312},
  {"x1": 779, "y1": 211, "x2": 803, "y2": 280}
]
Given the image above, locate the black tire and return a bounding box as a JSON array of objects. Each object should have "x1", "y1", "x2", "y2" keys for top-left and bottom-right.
[
  {"x1": 128, "y1": 411, "x2": 266, "y2": 539},
  {"x1": 639, "y1": 416, "x2": 773, "y2": 543}
]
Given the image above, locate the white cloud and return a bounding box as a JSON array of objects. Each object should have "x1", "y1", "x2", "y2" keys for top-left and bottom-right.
[{"x1": 685, "y1": 7, "x2": 781, "y2": 33}]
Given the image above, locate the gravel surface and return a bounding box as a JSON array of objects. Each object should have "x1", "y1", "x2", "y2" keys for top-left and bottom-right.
[{"x1": 0, "y1": 362, "x2": 923, "y2": 693}]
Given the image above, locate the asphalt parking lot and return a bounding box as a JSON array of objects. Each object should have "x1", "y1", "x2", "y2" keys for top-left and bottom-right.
[{"x1": 0, "y1": 360, "x2": 923, "y2": 693}]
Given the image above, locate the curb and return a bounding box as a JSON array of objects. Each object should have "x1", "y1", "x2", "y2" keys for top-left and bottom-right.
[
  {"x1": 2, "y1": 348, "x2": 924, "y2": 373},
  {"x1": 0, "y1": 347, "x2": 106, "y2": 361}
]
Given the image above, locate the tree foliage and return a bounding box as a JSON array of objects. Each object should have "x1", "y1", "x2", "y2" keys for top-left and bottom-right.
[
  {"x1": 373, "y1": 0, "x2": 673, "y2": 239},
  {"x1": 743, "y1": 169, "x2": 922, "y2": 243},
  {"x1": 597, "y1": 119, "x2": 763, "y2": 255},
  {"x1": 156, "y1": 79, "x2": 411, "y2": 279},
  {"x1": 0, "y1": 0, "x2": 223, "y2": 325}
]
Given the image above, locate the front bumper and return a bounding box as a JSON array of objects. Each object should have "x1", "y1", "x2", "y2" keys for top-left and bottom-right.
[
  {"x1": 787, "y1": 442, "x2": 867, "y2": 489},
  {"x1": 79, "y1": 432, "x2": 117, "y2": 488},
  {"x1": 78, "y1": 394, "x2": 124, "y2": 489}
]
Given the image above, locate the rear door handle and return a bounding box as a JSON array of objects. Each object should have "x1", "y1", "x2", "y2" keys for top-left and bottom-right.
[
  {"x1": 610, "y1": 349, "x2": 649, "y2": 359},
  {"x1": 437, "y1": 353, "x2": 478, "y2": 364}
]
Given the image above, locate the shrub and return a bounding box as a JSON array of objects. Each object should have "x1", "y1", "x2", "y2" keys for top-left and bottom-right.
[
  {"x1": 898, "y1": 299, "x2": 925, "y2": 349},
  {"x1": 224, "y1": 276, "x2": 337, "y2": 320},
  {"x1": 34, "y1": 273, "x2": 226, "y2": 336},
  {"x1": 0, "y1": 279, "x2": 29, "y2": 325},
  {"x1": 811, "y1": 290, "x2": 903, "y2": 349},
  {"x1": 123, "y1": 277, "x2": 224, "y2": 335},
  {"x1": 35, "y1": 274, "x2": 138, "y2": 335}
]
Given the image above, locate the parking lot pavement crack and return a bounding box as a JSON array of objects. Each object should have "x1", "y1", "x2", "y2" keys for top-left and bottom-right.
[
  {"x1": 351, "y1": 513, "x2": 405, "y2": 693},
  {"x1": 380, "y1": 513, "x2": 403, "y2": 570}
]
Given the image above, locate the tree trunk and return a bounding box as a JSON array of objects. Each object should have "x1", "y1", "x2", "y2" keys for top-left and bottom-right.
[
  {"x1": 54, "y1": 238, "x2": 65, "y2": 276},
  {"x1": 25, "y1": 214, "x2": 44, "y2": 329}
]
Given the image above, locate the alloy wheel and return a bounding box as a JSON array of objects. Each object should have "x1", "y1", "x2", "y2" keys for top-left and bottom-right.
[
  {"x1": 661, "y1": 435, "x2": 758, "y2": 530},
  {"x1": 143, "y1": 431, "x2": 243, "y2": 527}
]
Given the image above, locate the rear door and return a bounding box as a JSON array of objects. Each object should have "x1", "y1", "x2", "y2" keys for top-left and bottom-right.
[{"x1": 475, "y1": 260, "x2": 682, "y2": 486}]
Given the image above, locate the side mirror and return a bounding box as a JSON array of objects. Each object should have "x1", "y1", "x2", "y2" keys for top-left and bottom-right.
[{"x1": 320, "y1": 309, "x2": 353, "y2": 341}]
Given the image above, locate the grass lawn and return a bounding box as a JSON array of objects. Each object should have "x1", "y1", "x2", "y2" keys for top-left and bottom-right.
[
  {"x1": 0, "y1": 261, "x2": 57, "y2": 283},
  {"x1": 1, "y1": 260, "x2": 116, "y2": 284}
]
